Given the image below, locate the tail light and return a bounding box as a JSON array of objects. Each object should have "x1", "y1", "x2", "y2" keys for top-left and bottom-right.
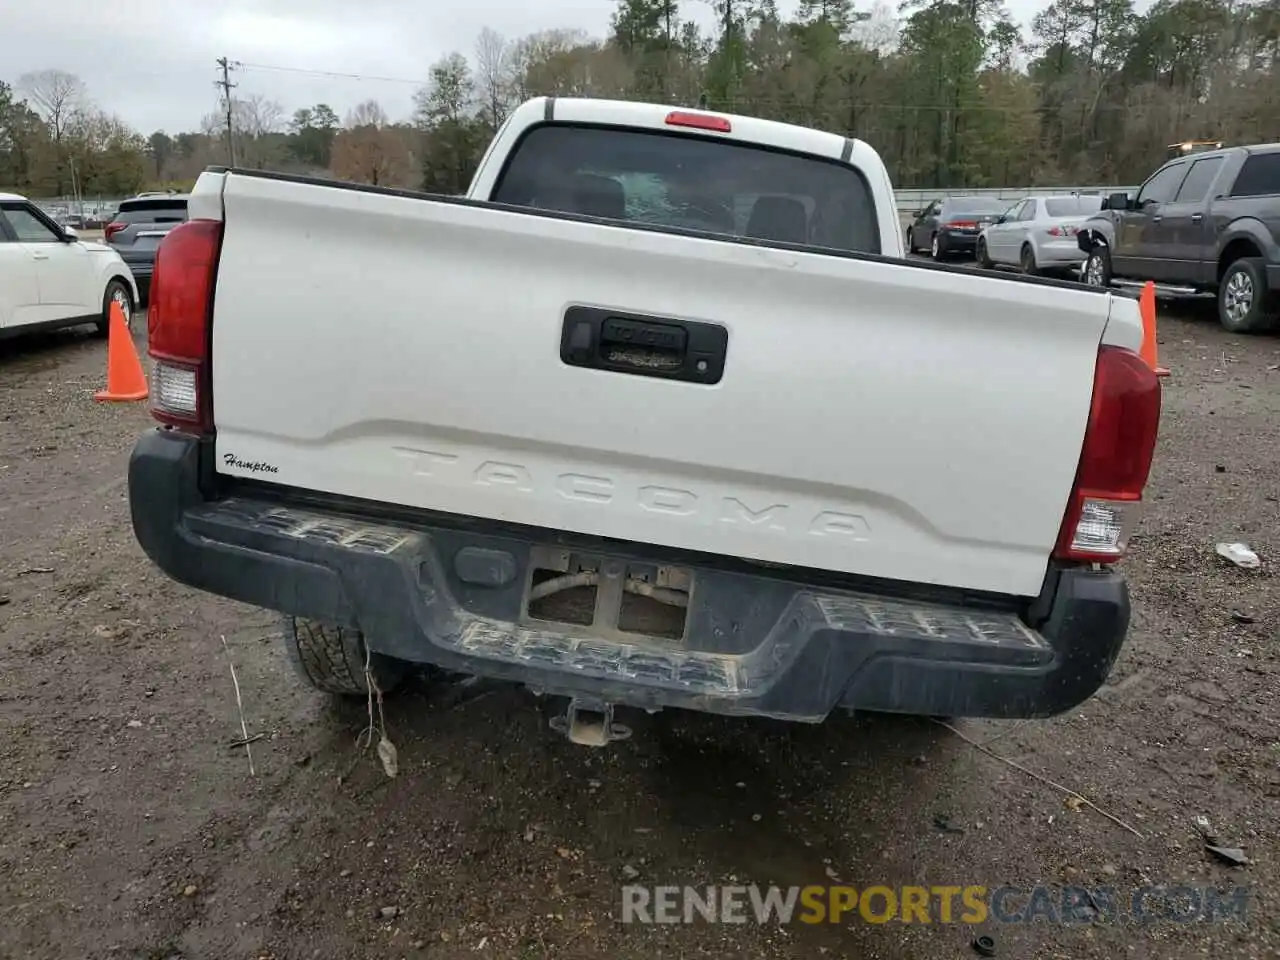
[
  {"x1": 148, "y1": 219, "x2": 223, "y2": 434},
  {"x1": 1053, "y1": 346, "x2": 1162, "y2": 563},
  {"x1": 1047, "y1": 225, "x2": 1080, "y2": 237},
  {"x1": 665, "y1": 111, "x2": 732, "y2": 133},
  {"x1": 104, "y1": 221, "x2": 126, "y2": 241},
  {"x1": 945, "y1": 220, "x2": 978, "y2": 229}
]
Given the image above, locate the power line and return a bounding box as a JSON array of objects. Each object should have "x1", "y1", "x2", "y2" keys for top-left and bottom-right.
[
  {"x1": 237, "y1": 61, "x2": 431, "y2": 87},
  {"x1": 216, "y1": 57, "x2": 239, "y2": 165}
]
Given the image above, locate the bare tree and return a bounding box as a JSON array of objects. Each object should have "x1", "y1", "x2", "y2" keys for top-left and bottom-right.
[
  {"x1": 234, "y1": 93, "x2": 285, "y2": 138},
  {"x1": 853, "y1": 2, "x2": 902, "y2": 55},
  {"x1": 346, "y1": 99, "x2": 390, "y2": 129},
  {"x1": 198, "y1": 110, "x2": 225, "y2": 141},
  {"x1": 474, "y1": 27, "x2": 515, "y2": 128},
  {"x1": 18, "y1": 69, "x2": 87, "y2": 142},
  {"x1": 331, "y1": 119, "x2": 414, "y2": 187},
  {"x1": 519, "y1": 33, "x2": 634, "y2": 98},
  {"x1": 227, "y1": 93, "x2": 286, "y2": 169}
]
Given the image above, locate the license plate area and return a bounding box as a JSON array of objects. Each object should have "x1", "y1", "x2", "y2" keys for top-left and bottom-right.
[{"x1": 523, "y1": 545, "x2": 693, "y2": 645}]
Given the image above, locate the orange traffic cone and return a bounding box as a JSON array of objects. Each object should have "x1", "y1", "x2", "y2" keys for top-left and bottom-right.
[
  {"x1": 1138, "y1": 281, "x2": 1170, "y2": 378},
  {"x1": 94, "y1": 300, "x2": 149, "y2": 402}
]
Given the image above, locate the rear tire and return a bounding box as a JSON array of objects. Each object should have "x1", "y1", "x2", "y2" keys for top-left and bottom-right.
[
  {"x1": 976, "y1": 238, "x2": 993, "y2": 269},
  {"x1": 930, "y1": 233, "x2": 943, "y2": 260},
  {"x1": 1217, "y1": 257, "x2": 1279, "y2": 334},
  {"x1": 95, "y1": 278, "x2": 133, "y2": 337},
  {"x1": 1020, "y1": 244, "x2": 1038, "y2": 276},
  {"x1": 284, "y1": 617, "x2": 405, "y2": 697}
]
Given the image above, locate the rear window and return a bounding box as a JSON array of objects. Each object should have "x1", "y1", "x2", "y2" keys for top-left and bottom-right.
[
  {"x1": 1230, "y1": 153, "x2": 1280, "y2": 197},
  {"x1": 114, "y1": 198, "x2": 188, "y2": 224},
  {"x1": 946, "y1": 198, "x2": 1008, "y2": 216},
  {"x1": 492, "y1": 124, "x2": 880, "y2": 254},
  {"x1": 1044, "y1": 196, "x2": 1103, "y2": 216}
]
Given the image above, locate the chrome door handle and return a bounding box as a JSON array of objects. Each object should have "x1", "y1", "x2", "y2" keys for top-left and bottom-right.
[
  {"x1": 1190, "y1": 213, "x2": 1203, "y2": 223},
  {"x1": 1151, "y1": 216, "x2": 1162, "y2": 223}
]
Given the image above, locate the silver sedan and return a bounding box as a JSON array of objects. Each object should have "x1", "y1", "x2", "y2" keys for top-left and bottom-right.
[{"x1": 976, "y1": 195, "x2": 1104, "y2": 276}]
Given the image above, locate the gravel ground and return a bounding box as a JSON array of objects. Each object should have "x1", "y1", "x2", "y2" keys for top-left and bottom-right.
[{"x1": 1, "y1": 298, "x2": 1278, "y2": 960}]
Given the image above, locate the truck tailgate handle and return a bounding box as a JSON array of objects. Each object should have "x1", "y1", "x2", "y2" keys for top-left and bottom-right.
[
  {"x1": 603, "y1": 316, "x2": 688, "y2": 356},
  {"x1": 560, "y1": 306, "x2": 727, "y2": 384}
]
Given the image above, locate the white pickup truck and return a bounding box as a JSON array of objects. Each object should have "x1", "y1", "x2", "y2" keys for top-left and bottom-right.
[{"x1": 130, "y1": 97, "x2": 1161, "y2": 745}]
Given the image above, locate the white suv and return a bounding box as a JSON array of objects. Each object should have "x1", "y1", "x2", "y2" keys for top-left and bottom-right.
[{"x1": 0, "y1": 193, "x2": 139, "y2": 340}]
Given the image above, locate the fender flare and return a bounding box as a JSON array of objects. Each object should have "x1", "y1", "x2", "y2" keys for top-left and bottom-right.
[
  {"x1": 1216, "y1": 218, "x2": 1278, "y2": 267},
  {"x1": 1076, "y1": 221, "x2": 1114, "y2": 255}
]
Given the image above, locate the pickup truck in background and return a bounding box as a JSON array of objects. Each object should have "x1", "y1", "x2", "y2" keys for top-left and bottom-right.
[
  {"x1": 129, "y1": 97, "x2": 1161, "y2": 746},
  {"x1": 1077, "y1": 143, "x2": 1280, "y2": 333}
]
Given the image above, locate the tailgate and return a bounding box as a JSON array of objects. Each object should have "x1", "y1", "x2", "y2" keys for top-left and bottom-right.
[{"x1": 208, "y1": 173, "x2": 1117, "y2": 597}]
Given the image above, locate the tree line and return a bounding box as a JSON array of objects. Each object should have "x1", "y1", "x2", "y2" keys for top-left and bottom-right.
[{"x1": 2, "y1": 0, "x2": 1278, "y2": 200}]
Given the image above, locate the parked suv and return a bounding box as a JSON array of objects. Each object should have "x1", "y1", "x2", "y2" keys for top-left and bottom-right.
[
  {"x1": 1076, "y1": 143, "x2": 1280, "y2": 333},
  {"x1": 104, "y1": 193, "x2": 189, "y2": 303}
]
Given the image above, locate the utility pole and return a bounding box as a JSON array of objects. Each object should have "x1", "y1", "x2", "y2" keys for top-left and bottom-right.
[
  {"x1": 216, "y1": 57, "x2": 238, "y2": 166},
  {"x1": 68, "y1": 156, "x2": 81, "y2": 214}
]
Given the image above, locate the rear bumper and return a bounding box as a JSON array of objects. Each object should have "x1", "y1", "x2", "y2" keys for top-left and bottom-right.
[
  {"x1": 129, "y1": 430, "x2": 1132, "y2": 723},
  {"x1": 939, "y1": 231, "x2": 979, "y2": 252}
]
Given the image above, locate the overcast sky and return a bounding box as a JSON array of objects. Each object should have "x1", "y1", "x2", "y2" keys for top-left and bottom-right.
[{"x1": 8, "y1": 0, "x2": 1055, "y2": 135}]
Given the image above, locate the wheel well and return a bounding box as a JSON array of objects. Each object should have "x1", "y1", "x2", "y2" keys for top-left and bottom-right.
[
  {"x1": 1079, "y1": 229, "x2": 1107, "y2": 252},
  {"x1": 1218, "y1": 238, "x2": 1262, "y2": 279},
  {"x1": 107, "y1": 274, "x2": 133, "y2": 298}
]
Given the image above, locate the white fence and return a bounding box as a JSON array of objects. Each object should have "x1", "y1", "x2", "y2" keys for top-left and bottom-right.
[
  {"x1": 894, "y1": 185, "x2": 1137, "y2": 213},
  {"x1": 27, "y1": 186, "x2": 1142, "y2": 221},
  {"x1": 32, "y1": 197, "x2": 126, "y2": 226}
]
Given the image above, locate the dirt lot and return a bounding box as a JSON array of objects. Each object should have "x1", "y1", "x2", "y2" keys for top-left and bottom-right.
[{"x1": 1, "y1": 301, "x2": 1278, "y2": 960}]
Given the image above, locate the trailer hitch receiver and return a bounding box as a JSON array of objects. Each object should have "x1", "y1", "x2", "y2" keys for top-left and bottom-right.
[{"x1": 550, "y1": 698, "x2": 632, "y2": 747}]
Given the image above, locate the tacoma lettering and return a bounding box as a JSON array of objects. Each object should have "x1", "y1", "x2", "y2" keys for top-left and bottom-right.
[{"x1": 391, "y1": 445, "x2": 869, "y2": 539}]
